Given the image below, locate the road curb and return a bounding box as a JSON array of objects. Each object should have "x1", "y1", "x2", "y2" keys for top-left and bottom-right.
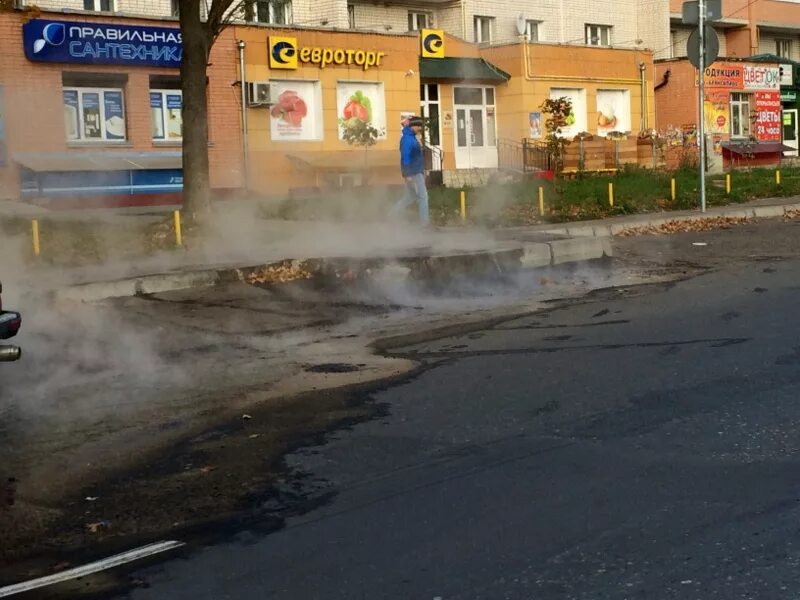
[
  {"x1": 548, "y1": 237, "x2": 613, "y2": 264},
  {"x1": 53, "y1": 240, "x2": 612, "y2": 303},
  {"x1": 542, "y1": 200, "x2": 800, "y2": 239}
]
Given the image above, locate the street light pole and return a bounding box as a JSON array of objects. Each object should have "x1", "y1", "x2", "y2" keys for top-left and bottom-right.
[{"x1": 698, "y1": 0, "x2": 707, "y2": 212}]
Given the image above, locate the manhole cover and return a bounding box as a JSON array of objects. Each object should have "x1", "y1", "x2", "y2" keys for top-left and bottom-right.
[{"x1": 305, "y1": 363, "x2": 360, "y2": 374}]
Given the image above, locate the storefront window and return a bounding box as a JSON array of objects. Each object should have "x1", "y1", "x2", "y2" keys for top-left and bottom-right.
[
  {"x1": 270, "y1": 80, "x2": 323, "y2": 142},
  {"x1": 336, "y1": 81, "x2": 387, "y2": 141},
  {"x1": 151, "y1": 90, "x2": 183, "y2": 141},
  {"x1": 63, "y1": 87, "x2": 126, "y2": 142},
  {"x1": 245, "y1": 0, "x2": 292, "y2": 24},
  {"x1": 420, "y1": 83, "x2": 440, "y2": 147},
  {"x1": 730, "y1": 92, "x2": 751, "y2": 138},
  {"x1": 474, "y1": 16, "x2": 493, "y2": 44},
  {"x1": 408, "y1": 12, "x2": 430, "y2": 31},
  {"x1": 83, "y1": 0, "x2": 114, "y2": 11},
  {"x1": 586, "y1": 24, "x2": 612, "y2": 47},
  {"x1": 525, "y1": 20, "x2": 540, "y2": 42}
]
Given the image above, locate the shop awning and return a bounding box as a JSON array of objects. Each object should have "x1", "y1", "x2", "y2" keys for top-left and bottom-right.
[
  {"x1": 720, "y1": 141, "x2": 794, "y2": 155},
  {"x1": 746, "y1": 53, "x2": 800, "y2": 67},
  {"x1": 14, "y1": 151, "x2": 182, "y2": 172},
  {"x1": 419, "y1": 57, "x2": 511, "y2": 83}
]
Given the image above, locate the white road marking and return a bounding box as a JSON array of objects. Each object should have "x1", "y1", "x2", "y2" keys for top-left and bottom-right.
[{"x1": 0, "y1": 540, "x2": 185, "y2": 597}]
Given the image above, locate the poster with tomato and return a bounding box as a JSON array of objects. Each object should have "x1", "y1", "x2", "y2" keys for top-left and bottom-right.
[
  {"x1": 549, "y1": 88, "x2": 586, "y2": 139},
  {"x1": 270, "y1": 80, "x2": 322, "y2": 141},
  {"x1": 336, "y1": 82, "x2": 386, "y2": 140},
  {"x1": 703, "y1": 90, "x2": 730, "y2": 135}
]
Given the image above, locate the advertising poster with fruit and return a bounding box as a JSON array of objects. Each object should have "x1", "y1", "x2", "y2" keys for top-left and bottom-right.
[
  {"x1": 596, "y1": 90, "x2": 631, "y2": 136},
  {"x1": 270, "y1": 80, "x2": 321, "y2": 141},
  {"x1": 336, "y1": 82, "x2": 386, "y2": 140},
  {"x1": 549, "y1": 88, "x2": 586, "y2": 138},
  {"x1": 754, "y1": 91, "x2": 782, "y2": 142},
  {"x1": 703, "y1": 90, "x2": 730, "y2": 136}
]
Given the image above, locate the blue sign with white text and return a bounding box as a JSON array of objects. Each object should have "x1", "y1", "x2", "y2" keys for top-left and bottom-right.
[{"x1": 23, "y1": 19, "x2": 182, "y2": 68}]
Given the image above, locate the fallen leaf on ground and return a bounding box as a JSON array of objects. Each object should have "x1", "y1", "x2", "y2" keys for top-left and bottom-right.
[
  {"x1": 616, "y1": 216, "x2": 751, "y2": 237},
  {"x1": 86, "y1": 520, "x2": 112, "y2": 533}
]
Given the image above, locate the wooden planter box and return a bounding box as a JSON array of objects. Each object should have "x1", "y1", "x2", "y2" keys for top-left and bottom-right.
[
  {"x1": 605, "y1": 138, "x2": 638, "y2": 169},
  {"x1": 582, "y1": 138, "x2": 606, "y2": 171},
  {"x1": 637, "y1": 138, "x2": 667, "y2": 169}
]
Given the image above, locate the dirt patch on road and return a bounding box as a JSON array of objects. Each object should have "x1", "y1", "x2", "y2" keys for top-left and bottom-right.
[{"x1": 0, "y1": 368, "x2": 426, "y2": 593}]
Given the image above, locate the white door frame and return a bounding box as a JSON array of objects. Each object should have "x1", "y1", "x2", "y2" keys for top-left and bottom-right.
[
  {"x1": 453, "y1": 85, "x2": 498, "y2": 169},
  {"x1": 783, "y1": 108, "x2": 798, "y2": 157},
  {"x1": 420, "y1": 83, "x2": 443, "y2": 156}
]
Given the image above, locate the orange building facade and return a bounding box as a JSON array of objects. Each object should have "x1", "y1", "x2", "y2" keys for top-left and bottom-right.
[
  {"x1": 0, "y1": 9, "x2": 657, "y2": 206},
  {"x1": 0, "y1": 10, "x2": 243, "y2": 208},
  {"x1": 241, "y1": 28, "x2": 656, "y2": 194}
]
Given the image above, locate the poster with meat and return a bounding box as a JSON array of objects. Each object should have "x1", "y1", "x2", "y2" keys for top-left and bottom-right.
[
  {"x1": 754, "y1": 91, "x2": 782, "y2": 141},
  {"x1": 270, "y1": 80, "x2": 322, "y2": 141}
]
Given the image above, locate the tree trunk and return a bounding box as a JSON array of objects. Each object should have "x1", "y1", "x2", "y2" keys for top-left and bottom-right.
[{"x1": 179, "y1": 0, "x2": 212, "y2": 221}]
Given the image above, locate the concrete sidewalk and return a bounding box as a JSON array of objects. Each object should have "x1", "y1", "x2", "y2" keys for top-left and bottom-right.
[
  {"x1": 521, "y1": 195, "x2": 800, "y2": 238},
  {"x1": 15, "y1": 194, "x2": 800, "y2": 303}
]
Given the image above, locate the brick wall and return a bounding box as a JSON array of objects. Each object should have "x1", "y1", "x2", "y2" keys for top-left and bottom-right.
[
  {"x1": 636, "y1": 0, "x2": 670, "y2": 59},
  {"x1": 0, "y1": 10, "x2": 243, "y2": 198},
  {"x1": 32, "y1": 0, "x2": 173, "y2": 18},
  {"x1": 670, "y1": 25, "x2": 728, "y2": 60},
  {"x1": 293, "y1": 0, "x2": 348, "y2": 28},
  {"x1": 437, "y1": 5, "x2": 463, "y2": 39},
  {"x1": 352, "y1": 4, "x2": 413, "y2": 34},
  {"x1": 654, "y1": 59, "x2": 698, "y2": 133}
]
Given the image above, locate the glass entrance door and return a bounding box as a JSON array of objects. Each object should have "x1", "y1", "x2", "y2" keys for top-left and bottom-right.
[
  {"x1": 453, "y1": 86, "x2": 498, "y2": 169},
  {"x1": 783, "y1": 109, "x2": 798, "y2": 156}
]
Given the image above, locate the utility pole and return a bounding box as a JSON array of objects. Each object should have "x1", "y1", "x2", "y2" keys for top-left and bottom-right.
[{"x1": 698, "y1": 0, "x2": 707, "y2": 213}]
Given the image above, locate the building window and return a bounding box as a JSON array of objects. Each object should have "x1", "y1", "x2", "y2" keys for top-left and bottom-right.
[
  {"x1": 408, "y1": 11, "x2": 430, "y2": 31},
  {"x1": 170, "y1": 0, "x2": 179, "y2": 17},
  {"x1": 63, "y1": 87, "x2": 125, "y2": 142},
  {"x1": 730, "y1": 92, "x2": 751, "y2": 138},
  {"x1": 83, "y1": 0, "x2": 114, "y2": 11},
  {"x1": 670, "y1": 30, "x2": 677, "y2": 58},
  {"x1": 474, "y1": 16, "x2": 493, "y2": 43},
  {"x1": 585, "y1": 23, "x2": 612, "y2": 46},
  {"x1": 245, "y1": 0, "x2": 292, "y2": 24},
  {"x1": 420, "y1": 83, "x2": 440, "y2": 146},
  {"x1": 348, "y1": 4, "x2": 355, "y2": 28},
  {"x1": 525, "y1": 20, "x2": 540, "y2": 42},
  {"x1": 777, "y1": 38, "x2": 793, "y2": 58},
  {"x1": 150, "y1": 90, "x2": 183, "y2": 141}
]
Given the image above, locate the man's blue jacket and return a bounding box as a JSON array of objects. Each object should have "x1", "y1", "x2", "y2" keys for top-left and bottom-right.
[{"x1": 400, "y1": 126, "x2": 424, "y2": 177}]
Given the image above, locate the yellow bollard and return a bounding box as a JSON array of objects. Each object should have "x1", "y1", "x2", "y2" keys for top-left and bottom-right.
[
  {"x1": 459, "y1": 190, "x2": 466, "y2": 223},
  {"x1": 538, "y1": 186, "x2": 545, "y2": 217},
  {"x1": 777, "y1": 170, "x2": 782, "y2": 185},
  {"x1": 671, "y1": 178, "x2": 676, "y2": 201},
  {"x1": 608, "y1": 182, "x2": 614, "y2": 208},
  {"x1": 31, "y1": 219, "x2": 40, "y2": 257},
  {"x1": 173, "y1": 210, "x2": 183, "y2": 247},
  {"x1": 726, "y1": 173, "x2": 731, "y2": 195}
]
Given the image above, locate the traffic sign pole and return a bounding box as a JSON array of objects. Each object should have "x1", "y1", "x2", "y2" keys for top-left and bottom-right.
[{"x1": 698, "y1": 0, "x2": 707, "y2": 213}]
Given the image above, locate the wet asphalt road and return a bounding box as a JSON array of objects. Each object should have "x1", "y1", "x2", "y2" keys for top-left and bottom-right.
[{"x1": 112, "y1": 251, "x2": 800, "y2": 598}]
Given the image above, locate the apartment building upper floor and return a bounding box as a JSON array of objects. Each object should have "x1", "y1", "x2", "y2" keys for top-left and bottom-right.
[
  {"x1": 24, "y1": 0, "x2": 672, "y2": 58},
  {"x1": 669, "y1": 0, "x2": 800, "y2": 62}
]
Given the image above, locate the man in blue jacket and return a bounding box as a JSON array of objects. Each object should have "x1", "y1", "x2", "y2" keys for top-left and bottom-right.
[{"x1": 391, "y1": 116, "x2": 429, "y2": 226}]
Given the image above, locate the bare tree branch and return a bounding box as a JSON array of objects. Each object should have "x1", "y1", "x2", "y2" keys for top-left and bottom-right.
[{"x1": 206, "y1": 0, "x2": 237, "y2": 40}]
